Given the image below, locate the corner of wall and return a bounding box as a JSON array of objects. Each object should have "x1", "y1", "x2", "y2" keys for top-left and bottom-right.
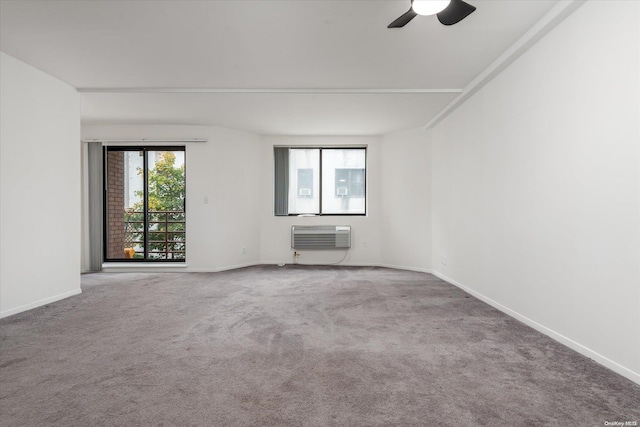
[{"x1": 1, "y1": 53, "x2": 81, "y2": 317}]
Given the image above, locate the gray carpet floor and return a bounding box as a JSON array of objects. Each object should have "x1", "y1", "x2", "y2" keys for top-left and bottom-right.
[{"x1": 0, "y1": 265, "x2": 638, "y2": 426}]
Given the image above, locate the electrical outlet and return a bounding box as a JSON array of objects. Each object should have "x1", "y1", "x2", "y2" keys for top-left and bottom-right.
[
  {"x1": 242, "y1": 247, "x2": 247, "y2": 255},
  {"x1": 440, "y1": 255, "x2": 448, "y2": 266},
  {"x1": 203, "y1": 195, "x2": 209, "y2": 204},
  {"x1": 363, "y1": 241, "x2": 369, "y2": 248}
]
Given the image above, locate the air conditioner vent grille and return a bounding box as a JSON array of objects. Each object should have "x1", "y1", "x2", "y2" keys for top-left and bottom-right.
[{"x1": 291, "y1": 226, "x2": 351, "y2": 249}]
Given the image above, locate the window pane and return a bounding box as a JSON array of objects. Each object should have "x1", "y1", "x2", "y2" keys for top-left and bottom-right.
[
  {"x1": 335, "y1": 168, "x2": 365, "y2": 197},
  {"x1": 146, "y1": 151, "x2": 186, "y2": 260},
  {"x1": 322, "y1": 149, "x2": 366, "y2": 214},
  {"x1": 297, "y1": 168, "x2": 314, "y2": 197},
  {"x1": 289, "y1": 149, "x2": 320, "y2": 214},
  {"x1": 106, "y1": 149, "x2": 144, "y2": 259},
  {"x1": 124, "y1": 151, "x2": 145, "y2": 259}
]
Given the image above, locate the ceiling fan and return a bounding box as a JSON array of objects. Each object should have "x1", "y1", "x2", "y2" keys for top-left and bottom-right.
[{"x1": 388, "y1": 0, "x2": 476, "y2": 28}]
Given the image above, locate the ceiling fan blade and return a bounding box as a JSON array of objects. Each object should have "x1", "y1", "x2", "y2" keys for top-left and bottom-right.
[
  {"x1": 388, "y1": 9, "x2": 418, "y2": 28},
  {"x1": 437, "y1": 0, "x2": 476, "y2": 26}
]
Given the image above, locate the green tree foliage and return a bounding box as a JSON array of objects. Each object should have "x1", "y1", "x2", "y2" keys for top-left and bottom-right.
[{"x1": 141, "y1": 151, "x2": 185, "y2": 211}]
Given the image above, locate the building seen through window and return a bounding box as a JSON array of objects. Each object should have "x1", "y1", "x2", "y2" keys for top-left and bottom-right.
[{"x1": 274, "y1": 147, "x2": 366, "y2": 215}]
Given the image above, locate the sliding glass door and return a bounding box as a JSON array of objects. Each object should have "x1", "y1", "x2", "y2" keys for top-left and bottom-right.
[{"x1": 104, "y1": 147, "x2": 186, "y2": 262}]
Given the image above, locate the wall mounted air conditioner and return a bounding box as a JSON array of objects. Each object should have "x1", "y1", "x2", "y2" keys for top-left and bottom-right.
[{"x1": 291, "y1": 225, "x2": 351, "y2": 249}]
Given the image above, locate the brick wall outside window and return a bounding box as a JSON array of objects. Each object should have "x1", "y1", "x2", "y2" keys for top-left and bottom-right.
[{"x1": 106, "y1": 151, "x2": 125, "y2": 259}]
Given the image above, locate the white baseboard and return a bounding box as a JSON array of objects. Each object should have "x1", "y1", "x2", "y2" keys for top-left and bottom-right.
[
  {"x1": 186, "y1": 262, "x2": 259, "y2": 273},
  {"x1": 101, "y1": 262, "x2": 188, "y2": 272},
  {"x1": 0, "y1": 288, "x2": 82, "y2": 319},
  {"x1": 430, "y1": 270, "x2": 640, "y2": 386},
  {"x1": 259, "y1": 261, "x2": 390, "y2": 268},
  {"x1": 103, "y1": 263, "x2": 188, "y2": 268},
  {"x1": 378, "y1": 263, "x2": 432, "y2": 274}
]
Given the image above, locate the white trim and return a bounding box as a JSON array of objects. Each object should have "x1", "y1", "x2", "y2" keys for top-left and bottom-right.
[
  {"x1": 78, "y1": 87, "x2": 463, "y2": 95},
  {"x1": 101, "y1": 261, "x2": 259, "y2": 273},
  {"x1": 102, "y1": 263, "x2": 188, "y2": 268},
  {"x1": 184, "y1": 262, "x2": 260, "y2": 273},
  {"x1": 273, "y1": 144, "x2": 368, "y2": 148},
  {"x1": 378, "y1": 263, "x2": 432, "y2": 274},
  {"x1": 0, "y1": 289, "x2": 82, "y2": 319},
  {"x1": 430, "y1": 270, "x2": 640, "y2": 386},
  {"x1": 258, "y1": 261, "x2": 383, "y2": 268},
  {"x1": 424, "y1": 0, "x2": 586, "y2": 129},
  {"x1": 101, "y1": 263, "x2": 189, "y2": 273},
  {"x1": 82, "y1": 139, "x2": 206, "y2": 144}
]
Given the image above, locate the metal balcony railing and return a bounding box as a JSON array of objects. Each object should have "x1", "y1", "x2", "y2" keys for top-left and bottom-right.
[{"x1": 124, "y1": 210, "x2": 186, "y2": 260}]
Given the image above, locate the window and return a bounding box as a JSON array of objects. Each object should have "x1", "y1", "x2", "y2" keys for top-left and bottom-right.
[
  {"x1": 104, "y1": 147, "x2": 186, "y2": 261},
  {"x1": 297, "y1": 168, "x2": 314, "y2": 198},
  {"x1": 274, "y1": 147, "x2": 366, "y2": 215},
  {"x1": 335, "y1": 168, "x2": 365, "y2": 197}
]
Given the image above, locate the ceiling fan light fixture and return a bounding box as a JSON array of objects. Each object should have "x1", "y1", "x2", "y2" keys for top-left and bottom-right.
[{"x1": 412, "y1": 0, "x2": 451, "y2": 16}]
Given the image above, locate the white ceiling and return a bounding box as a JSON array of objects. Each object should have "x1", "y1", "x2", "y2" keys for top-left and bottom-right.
[{"x1": 0, "y1": 0, "x2": 562, "y2": 135}]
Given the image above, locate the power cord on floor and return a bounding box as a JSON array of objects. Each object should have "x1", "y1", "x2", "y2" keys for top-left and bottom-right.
[{"x1": 288, "y1": 249, "x2": 350, "y2": 266}]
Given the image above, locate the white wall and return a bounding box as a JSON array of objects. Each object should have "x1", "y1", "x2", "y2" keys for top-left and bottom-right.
[
  {"x1": 97, "y1": 130, "x2": 429, "y2": 270},
  {"x1": 430, "y1": 1, "x2": 639, "y2": 382},
  {"x1": 80, "y1": 130, "x2": 433, "y2": 270},
  {"x1": 0, "y1": 53, "x2": 81, "y2": 318},
  {"x1": 81, "y1": 125, "x2": 262, "y2": 272},
  {"x1": 259, "y1": 136, "x2": 383, "y2": 266},
  {"x1": 380, "y1": 127, "x2": 432, "y2": 272}
]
